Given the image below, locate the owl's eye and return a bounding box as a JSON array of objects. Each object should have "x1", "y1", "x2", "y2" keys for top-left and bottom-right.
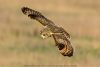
[{"x1": 43, "y1": 34, "x2": 46, "y2": 36}]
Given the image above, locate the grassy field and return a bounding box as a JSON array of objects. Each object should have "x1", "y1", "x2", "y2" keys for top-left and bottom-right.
[{"x1": 0, "y1": 0, "x2": 100, "y2": 67}]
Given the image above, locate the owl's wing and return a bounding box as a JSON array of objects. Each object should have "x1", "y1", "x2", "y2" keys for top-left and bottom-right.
[
  {"x1": 52, "y1": 34, "x2": 73, "y2": 57},
  {"x1": 60, "y1": 27, "x2": 70, "y2": 38},
  {"x1": 21, "y1": 7, "x2": 55, "y2": 26}
]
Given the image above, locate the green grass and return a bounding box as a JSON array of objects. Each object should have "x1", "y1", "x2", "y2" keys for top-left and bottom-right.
[{"x1": 0, "y1": 36, "x2": 100, "y2": 67}]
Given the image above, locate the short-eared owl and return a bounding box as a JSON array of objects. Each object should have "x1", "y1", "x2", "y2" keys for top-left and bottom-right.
[{"x1": 21, "y1": 7, "x2": 73, "y2": 57}]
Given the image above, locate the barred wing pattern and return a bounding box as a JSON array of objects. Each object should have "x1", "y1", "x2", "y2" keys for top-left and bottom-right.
[
  {"x1": 21, "y1": 7, "x2": 55, "y2": 26},
  {"x1": 21, "y1": 7, "x2": 73, "y2": 57},
  {"x1": 52, "y1": 34, "x2": 73, "y2": 56}
]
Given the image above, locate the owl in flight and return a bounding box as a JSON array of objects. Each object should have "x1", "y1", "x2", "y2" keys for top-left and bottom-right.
[{"x1": 21, "y1": 7, "x2": 73, "y2": 57}]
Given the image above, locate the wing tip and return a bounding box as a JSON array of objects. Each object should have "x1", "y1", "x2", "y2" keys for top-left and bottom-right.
[
  {"x1": 21, "y1": 7, "x2": 30, "y2": 15},
  {"x1": 61, "y1": 49, "x2": 73, "y2": 57}
]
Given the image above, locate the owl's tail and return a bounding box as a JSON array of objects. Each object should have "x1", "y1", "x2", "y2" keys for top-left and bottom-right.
[{"x1": 21, "y1": 7, "x2": 55, "y2": 26}]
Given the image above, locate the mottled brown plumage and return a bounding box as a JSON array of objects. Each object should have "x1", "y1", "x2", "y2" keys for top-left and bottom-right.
[{"x1": 21, "y1": 7, "x2": 73, "y2": 57}]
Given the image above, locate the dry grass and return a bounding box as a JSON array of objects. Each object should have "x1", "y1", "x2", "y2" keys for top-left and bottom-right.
[{"x1": 0, "y1": 0, "x2": 100, "y2": 67}]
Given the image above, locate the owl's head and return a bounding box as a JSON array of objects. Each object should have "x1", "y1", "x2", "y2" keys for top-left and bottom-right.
[
  {"x1": 41, "y1": 33, "x2": 49, "y2": 39},
  {"x1": 40, "y1": 30, "x2": 52, "y2": 39}
]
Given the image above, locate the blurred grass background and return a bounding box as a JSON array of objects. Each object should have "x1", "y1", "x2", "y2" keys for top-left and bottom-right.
[{"x1": 0, "y1": 0, "x2": 100, "y2": 67}]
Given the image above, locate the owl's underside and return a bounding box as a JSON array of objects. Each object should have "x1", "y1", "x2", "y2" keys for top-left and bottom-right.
[{"x1": 21, "y1": 7, "x2": 73, "y2": 57}]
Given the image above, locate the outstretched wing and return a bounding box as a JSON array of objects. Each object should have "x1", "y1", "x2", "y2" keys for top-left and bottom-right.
[
  {"x1": 21, "y1": 7, "x2": 55, "y2": 26},
  {"x1": 52, "y1": 34, "x2": 73, "y2": 57}
]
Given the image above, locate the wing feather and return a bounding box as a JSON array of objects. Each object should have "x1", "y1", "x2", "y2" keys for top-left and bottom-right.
[
  {"x1": 21, "y1": 7, "x2": 55, "y2": 26},
  {"x1": 52, "y1": 34, "x2": 73, "y2": 57}
]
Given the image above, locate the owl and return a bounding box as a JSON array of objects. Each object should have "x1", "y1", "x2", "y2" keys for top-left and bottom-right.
[{"x1": 21, "y1": 7, "x2": 73, "y2": 57}]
